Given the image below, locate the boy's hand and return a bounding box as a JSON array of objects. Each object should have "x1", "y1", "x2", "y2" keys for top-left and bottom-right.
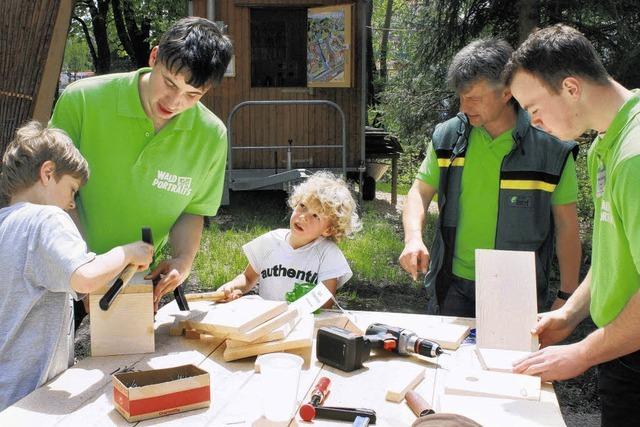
[
  {"x1": 220, "y1": 285, "x2": 243, "y2": 303},
  {"x1": 123, "y1": 241, "x2": 154, "y2": 270}
]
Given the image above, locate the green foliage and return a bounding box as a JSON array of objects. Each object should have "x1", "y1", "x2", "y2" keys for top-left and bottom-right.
[
  {"x1": 340, "y1": 204, "x2": 413, "y2": 285},
  {"x1": 377, "y1": 0, "x2": 640, "y2": 153},
  {"x1": 63, "y1": 36, "x2": 91, "y2": 72},
  {"x1": 375, "y1": 181, "x2": 410, "y2": 195}
]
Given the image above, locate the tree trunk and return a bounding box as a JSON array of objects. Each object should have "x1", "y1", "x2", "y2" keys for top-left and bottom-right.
[
  {"x1": 80, "y1": 0, "x2": 111, "y2": 74},
  {"x1": 517, "y1": 0, "x2": 540, "y2": 43},
  {"x1": 379, "y1": 0, "x2": 394, "y2": 82}
]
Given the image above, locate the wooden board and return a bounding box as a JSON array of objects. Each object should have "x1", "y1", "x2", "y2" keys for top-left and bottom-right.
[
  {"x1": 227, "y1": 315, "x2": 299, "y2": 348},
  {"x1": 445, "y1": 368, "x2": 541, "y2": 401},
  {"x1": 476, "y1": 348, "x2": 532, "y2": 373},
  {"x1": 189, "y1": 296, "x2": 287, "y2": 335},
  {"x1": 438, "y1": 390, "x2": 564, "y2": 427},
  {"x1": 351, "y1": 312, "x2": 469, "y2": 350},
  {"x1": 475, "y1": 249, "x2": 539, "y2": 352},
  {"x1": 223, "y1": 316, "x2": 314, "y2": 362},
  {"x1": 226, "y1": 308, "x2": 299, "y2": 343},
  {"x1": 385, "y1": 365, "x2": 425, "y2": 402},
  {"x1": 90, "y1": 272, "x2": 154, "y2": 357}
]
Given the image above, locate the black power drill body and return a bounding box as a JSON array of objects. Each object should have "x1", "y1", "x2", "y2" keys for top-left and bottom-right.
[{"x1": 316, "y1": 323, "x2": 443, "y2": 372}]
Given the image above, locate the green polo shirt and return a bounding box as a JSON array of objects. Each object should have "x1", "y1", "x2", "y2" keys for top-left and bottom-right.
[
  {"x1": 588, "y1": 93, "x2": 640, "y2": 327},
  {"x1": 417, "y1": 126, "x2": 577, "y2": 280},
  {"x1": 50, "y1": 68, "x2": 227, "y2": 254}
]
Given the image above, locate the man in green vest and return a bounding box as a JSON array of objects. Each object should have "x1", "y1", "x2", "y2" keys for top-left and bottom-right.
[
  {"x1": 399, "y1": 38, "x2": 581, "y2": 318},
  {"x1": 506, "y1": 24, "x2": 640, "y2": 425},
  {"x1": 51, "y1": 17, "x2": 233, "y2": 327}
]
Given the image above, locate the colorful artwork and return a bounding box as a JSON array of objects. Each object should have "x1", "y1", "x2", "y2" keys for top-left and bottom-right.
[{"x1": 307, "y1": 5, "x2": 352, "y2": 87}]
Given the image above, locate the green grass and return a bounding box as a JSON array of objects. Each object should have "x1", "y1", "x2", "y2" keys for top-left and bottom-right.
[
  {"x1": 190, "y1": 191, "x2": 417, "y2": 290},
  {"x1": 376, "y1": 181, "x2": 410, "y2": 195}
]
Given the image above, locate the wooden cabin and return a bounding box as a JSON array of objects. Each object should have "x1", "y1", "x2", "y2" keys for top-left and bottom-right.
[{"x1": 190, "y1": 0, "x2": 369, "y2": 203}]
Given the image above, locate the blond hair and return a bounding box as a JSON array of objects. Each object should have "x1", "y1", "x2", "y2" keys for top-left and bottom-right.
[
  {"x1": 0, "y1": 121, "x2": 89, "y2": 206},
  {"x1": 288, "y1": 171, "x2": 361, "y2": 242}
]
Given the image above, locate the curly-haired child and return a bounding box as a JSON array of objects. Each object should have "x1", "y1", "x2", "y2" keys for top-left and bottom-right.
[{"x1": 219, "y1": 171, "x2": 361, "y2": 307}]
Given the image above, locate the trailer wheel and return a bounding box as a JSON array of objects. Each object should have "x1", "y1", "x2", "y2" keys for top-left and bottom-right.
[{"x1": 362, "y1": 175, "x2": 376, "y2": 201}]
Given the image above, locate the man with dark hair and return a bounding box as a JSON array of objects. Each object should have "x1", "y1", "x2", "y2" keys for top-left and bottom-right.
[
  {"x1": 506, "y1": 24, "x2": 640, "y2": 425},
  {"x1": 51, "y1": 17, "x2": 233, "y2": 326},
  {"x1": 399, "y1": 38, "x2": 581, "y2": 318}
]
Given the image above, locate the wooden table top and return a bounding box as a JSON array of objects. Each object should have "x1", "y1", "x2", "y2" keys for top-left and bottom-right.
[{"x1": 0, "y1": 302, "x2": 565, "y2": 426}]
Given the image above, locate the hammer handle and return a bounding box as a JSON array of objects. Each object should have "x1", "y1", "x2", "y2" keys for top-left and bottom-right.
[
  {"x1": 99, "y1": 264, "x2": 138, "y2": 311},
  {"x1": 405, "y1": 390, "x2": 434, "y2": 417},
  {"x1": 185, "y1": 290, "x2": 226, "y2": 302}
]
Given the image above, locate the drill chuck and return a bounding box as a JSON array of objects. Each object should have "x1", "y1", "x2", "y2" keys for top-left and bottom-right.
[{"x1": 409, "y1": 335, "x2": 443, "y2": 358}]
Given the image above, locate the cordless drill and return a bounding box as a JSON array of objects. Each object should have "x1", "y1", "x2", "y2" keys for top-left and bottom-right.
[{"x1": 316, "y1": 323, "x2": 443, "y2": 372}]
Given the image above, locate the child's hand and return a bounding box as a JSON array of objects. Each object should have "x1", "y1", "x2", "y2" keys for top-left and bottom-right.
[
  {"x1": 123, "y1": 241, "x2": 154, "y2": 271},
  {"x1": 220, "y1": 285, "x2": 243, "y2": 302}
]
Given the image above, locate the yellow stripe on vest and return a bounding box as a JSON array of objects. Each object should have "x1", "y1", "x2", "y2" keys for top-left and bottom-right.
[
  {"x1": 500, "y1": 180, "x2": 557, "y2": 192},
  {"x1": 437, "y1": 158, "x2": 465, "y2": 167}
]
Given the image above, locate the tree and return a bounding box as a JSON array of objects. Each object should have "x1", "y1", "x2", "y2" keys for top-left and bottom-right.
[
  {"x1": 378, "y1": 0, "x2": 640, "y2": 151},
  {"x1": 73, "y1": 0, "x2": 111, "y2": 74},
  {"x1": 69, "y1": 0, "x2": 186, "y2": 74}
]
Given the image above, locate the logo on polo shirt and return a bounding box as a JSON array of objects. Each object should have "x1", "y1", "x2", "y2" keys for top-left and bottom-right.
[
  {"x1": 152, "y1": 170, "x2": 192, "y2": 196},
  {"x1": 600, "y1": 200, "x2": 613, "y2": 224}
]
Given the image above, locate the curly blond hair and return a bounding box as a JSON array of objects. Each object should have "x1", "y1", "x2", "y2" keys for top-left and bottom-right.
[{"x1": 288, "y1": 171, "x2": 361, "y2": 242}]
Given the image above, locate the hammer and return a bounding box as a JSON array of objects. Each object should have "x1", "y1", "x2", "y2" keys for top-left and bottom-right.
[{"x1": 99, "y1": 227, "x2": 153, "y2": 311}]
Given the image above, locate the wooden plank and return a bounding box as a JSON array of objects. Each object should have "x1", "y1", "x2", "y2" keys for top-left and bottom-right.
[
  {"x1": 89, "y1": 272, "x2": 154, "y2": 357},
  {"x1": 226, "y1": 313, "x2": 299, "y2": 348},
  {"x1": 385, "y1": 365, "x2": 426, "y2": 402},
  {"x1": 475, "y1": 249, "x2": 539, "y2": 352},
  {"x1": 351, "y1": 312, "x2": 469, "y2": 350},
  {"x1": 32, "y1": 0, "x2": 73, "y2": 122},
  {"x1": 222, "y1": 315, "x2": 314, "y2": 362},
  {"x1": 188, "y1": 296, "x2": 287, "y2": 335},
  {"x1": 226, "y1": 307, "x2": 299, "y2": 342},
  {"x1": 438, "y1": 389, "x2": 564, "y2": 427},
  {"x1": 445, "y1": 368, "x2": 541, "y2": 401},
  {"x1": 476, "y1": 347, "x2": 532, "y2": 373}
]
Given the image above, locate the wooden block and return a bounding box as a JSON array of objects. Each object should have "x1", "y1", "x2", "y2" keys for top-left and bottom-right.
[
  {"x1": 223, "y1": 315, "x2": 314, "y2": 362},
  {"x1": 169, "y1": 319, "x2": 189, "y2": 336},
  {"x1": 438, "y1": 383, "x2": 563, "y2": 426},
  {"x1": 475, "y1": 249, "x2": 539, "y2": 352},
  {"x1": 385, "y1": 365, "x2": 426, "y2": 402},
  {"x1": 227, "y1": 308, "x2": 299, "y2": 343},
  {"x1": 185, "y1": 290, "x2": 226, "y2": 302},
  {"x1": 445, "y1": 368, "x2": 541, "y2": 401},
  {"x1": 476, "y1": 348, "x2": 532, "y2": 373},
  {"x1": 185, "y1": 329, "x2": 202, "y2": 339},
  {"x1": 189, "y1": 296, "x2": 287, "y2": 335},
  {"x1": 90, "y1": 272, "x2": 154, "y2": 357},
  {"x1": 226, "y1": 315, "x2": 299, "y2": 348},
  {"x1": 420, "y1": 323, "x2": 470, "y2": 350}
]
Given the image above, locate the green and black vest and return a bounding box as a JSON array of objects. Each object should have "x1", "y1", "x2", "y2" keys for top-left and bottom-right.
[{"x1": 424, "y1": 108, "x2": 578, "y2": 314}]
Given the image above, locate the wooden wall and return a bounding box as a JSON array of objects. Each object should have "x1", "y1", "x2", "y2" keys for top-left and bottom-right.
[
  {"x1": 193, "y1": 0, "x2": 362, "y2": 171},
  {"x1": 0, "y1": 0, "x2": 72, "y2": 153}
]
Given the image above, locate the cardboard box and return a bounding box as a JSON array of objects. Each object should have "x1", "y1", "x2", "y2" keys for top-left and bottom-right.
[{"x1": 112, "y1": 364, "x2": 210, "y2": 422}]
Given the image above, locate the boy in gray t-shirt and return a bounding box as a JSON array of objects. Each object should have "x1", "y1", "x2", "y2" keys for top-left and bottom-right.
[{"x1": 0, "y1": 122, "x2": 153, "y2": 411}]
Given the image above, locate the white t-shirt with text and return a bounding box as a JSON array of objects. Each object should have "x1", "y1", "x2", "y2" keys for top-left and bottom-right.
[{"x1": 243, "y1": 229, "x2": 352, "y2": 300}]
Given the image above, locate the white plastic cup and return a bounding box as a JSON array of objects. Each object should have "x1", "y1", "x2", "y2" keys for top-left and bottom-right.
[{"x1": 260, "y1": 352, "x2": 304, "y2": 422}]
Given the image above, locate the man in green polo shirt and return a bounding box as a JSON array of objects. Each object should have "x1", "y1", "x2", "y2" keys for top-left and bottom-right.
[
  {"x1": 51, "y1": 17, "x2": 233, "y2": 326},
  {"x1": 506, "y1": 25, "x2": 640, "y2": 425},
  {"x1": 399, "y1": 38, "x2": 581, "y2": 318}
]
